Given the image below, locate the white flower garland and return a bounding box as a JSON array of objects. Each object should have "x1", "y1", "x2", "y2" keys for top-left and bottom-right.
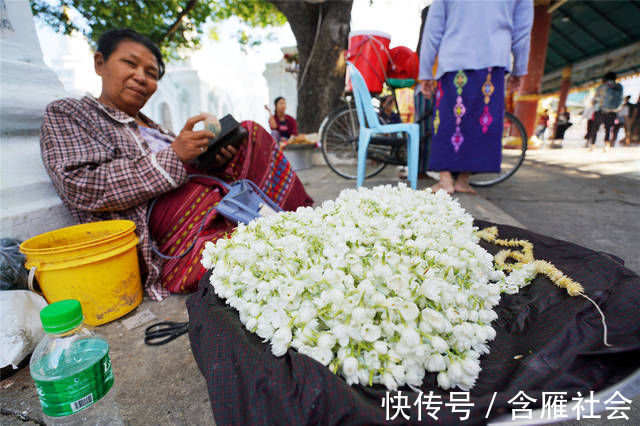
[{"x1": 202, "y1": 184, "x2": 536, "y2": 391}]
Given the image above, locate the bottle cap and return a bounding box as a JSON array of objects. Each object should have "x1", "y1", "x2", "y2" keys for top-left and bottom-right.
[{"x1": 40, "y1": 299, "x2": 84, "y2": 334}]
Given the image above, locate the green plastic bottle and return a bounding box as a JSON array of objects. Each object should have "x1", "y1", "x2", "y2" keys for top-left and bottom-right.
[{"x1": 30, "y1": 300, "x2": 123, "y2": 425}]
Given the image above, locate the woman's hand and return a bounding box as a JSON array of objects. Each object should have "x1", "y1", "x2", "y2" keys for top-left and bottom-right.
[
  {"x1": 507, "y1": 75, "x2": 523, "y2": 93},
  {"x1": 208, "y1": 145, "x2": 238, "y2": 170},
  {"x1": 171, "y1": 114, "x2": 215, "y2": 162},
  {"x1": 266, "y1": 105, "x2": 277, "y2": 130},
  {"x1": 420, "y1": 80, "x2": 435, "y2": 98}
]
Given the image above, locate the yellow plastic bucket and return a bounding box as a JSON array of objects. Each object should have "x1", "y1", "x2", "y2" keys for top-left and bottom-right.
[{"x1": 20, "y1": 220, "x2": 143, "y2": 326}]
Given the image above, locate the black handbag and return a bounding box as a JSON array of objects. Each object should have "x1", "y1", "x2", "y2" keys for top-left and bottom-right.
[{"x1": 195, "y1": 115, "x2": 248, "y2": 171}]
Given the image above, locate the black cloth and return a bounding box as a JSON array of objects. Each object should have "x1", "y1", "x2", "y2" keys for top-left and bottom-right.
[
  {"x1": 585, "y1": 119, "x2": 594, "y2": 140},
  {"x1": 554, "y1": 123, "x2": 572, "y2": 140},
  {"x1": 554, "y1": 113, "x2": 572, "y2": 140},
  {"x1": 588, "y1": 111, "x2": 617, "y2": 145},
  {"x1": 187, "y1": 220, "x2": 640, "y2": 425}
]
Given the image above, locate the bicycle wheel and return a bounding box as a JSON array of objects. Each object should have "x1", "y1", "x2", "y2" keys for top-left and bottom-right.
[
  {"x1": 469, "y1": 111, "x2": 527, "y2": 187},
  {"x1": 320, "y1": 103, "x2": 388, "y2": 180}
]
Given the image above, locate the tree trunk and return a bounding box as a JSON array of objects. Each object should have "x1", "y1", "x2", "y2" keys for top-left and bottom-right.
[
  {"x1": 267, "y1": 0, "x2": 353, "y2": 133},
  {"x1": 162, "y1": 0, "x2": 198, "y2": 42}
]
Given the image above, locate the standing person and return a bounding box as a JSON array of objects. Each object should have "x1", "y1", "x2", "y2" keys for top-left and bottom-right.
[
  {"x1": 265, "y1": 97, "x2": 298, "y2": 143},
  {"x1": 419, "y1": 0, "x2": 533, "y2": 194},
  {"x1": 588, "y1": 72, "x2": 623, "y2": 151},
  {"x1": 613, "y1": 96, "x2": 632, "y2": 146},
  {"x1": 630, "y1": 94, "x2": 640, "y2": 144},
  {"x1": 552, "y1": 108, "x2": 572, "y2": 144},
  {"x1": 582, "y1": 98, "x2": 596, "y2": 147},
  {"x1": 535, "y1": 109, "x2": 550, "y2": 141},
  {"x1": 414, "y1": 4, "x2": 435, "y2": 177}
]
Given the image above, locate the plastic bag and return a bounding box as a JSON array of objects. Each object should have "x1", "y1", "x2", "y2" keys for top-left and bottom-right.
[
  {"x1": 1, "y1": 238, "x2": 28, "y2": 290},
  {"x1": 0, "y1": 290, "x2": 48, "y2": 369}
]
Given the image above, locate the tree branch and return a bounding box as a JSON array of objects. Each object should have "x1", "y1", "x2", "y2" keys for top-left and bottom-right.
[{"x1": 162, "y1": 0, "x2": 198, "y2": 42}]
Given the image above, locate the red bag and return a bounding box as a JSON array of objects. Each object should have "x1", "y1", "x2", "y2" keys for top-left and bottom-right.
[{"x1": 388, "y1": 46, "x2": 419, "y2": 80}]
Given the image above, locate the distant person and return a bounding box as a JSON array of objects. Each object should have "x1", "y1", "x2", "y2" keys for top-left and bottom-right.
[
  {"x1": 265, "y1": 97, "x2": 298, "y2": 143},
  {"x1": 552, "y1": 108, "x2": 572, "y2": 144},
  {"x1": 613, "y1": 96, "x2": 632, "y2": 146},
  {"x1": 630, "y1": 94, "x2": 640, "y2": 144},
  {"x1": 582, "y1": 98, "x2": 596, "y2": 147},
  {"x1": 535, "y1": 109, "x2": 550, "y2": 140},
  {"x1": 379, "y1": 95, "x2": 402, "y2": 124},
  {"x1": 587, "y1": 71, "x2": 623, "y2": 151},
  {"x1": 419, "y1": 0, "x2": 533, "y2": 194}
]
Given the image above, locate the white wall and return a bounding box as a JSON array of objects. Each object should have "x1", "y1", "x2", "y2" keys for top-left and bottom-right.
[
  {"x1": 0, "y1": 0, "x2": 74, "y2": 239},
  {"x1": 263, "y1": 47, "x2": 298, "y2": 119}
]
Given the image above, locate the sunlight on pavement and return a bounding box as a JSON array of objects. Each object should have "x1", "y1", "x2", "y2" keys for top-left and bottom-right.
[{"x1": 525, "y1": 147, "x2": 640, "y2": 180}]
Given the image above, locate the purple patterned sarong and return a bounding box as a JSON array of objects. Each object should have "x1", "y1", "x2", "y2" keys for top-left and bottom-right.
[{"x1": 429, "y1": 67, "x2": 504, "y2": 173}]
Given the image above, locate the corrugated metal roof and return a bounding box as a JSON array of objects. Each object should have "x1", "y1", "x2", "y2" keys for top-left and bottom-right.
[{"x1": 542, "y1": 0, "x2": 640, "y2": 92}]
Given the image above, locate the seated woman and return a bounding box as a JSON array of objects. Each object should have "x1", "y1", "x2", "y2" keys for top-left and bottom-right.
[
  {"x1": 40, "y1": 29, "x2": 313, "y2": 301},
  {"x1": 265, "y1": 97, "x2": 298, "y2": 142}
]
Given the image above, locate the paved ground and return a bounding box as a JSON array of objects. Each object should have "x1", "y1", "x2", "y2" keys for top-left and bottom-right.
[
  {"x1": 476, "y1": 141, "x2": 640, "y2": 425},
  {"x1": 0, "y1": 294, "x2": 212, "y2": 426},
  {"x1": 1, "y1": 146, "x2": 637, "y2": 425},
  {"x1": 477, "y1": 145, "x2": 640, "y2": 274}
]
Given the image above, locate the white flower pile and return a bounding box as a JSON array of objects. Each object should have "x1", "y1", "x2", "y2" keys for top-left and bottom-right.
[{"x1": 202, "y1": 184, "x2": 535, "y2": 391}]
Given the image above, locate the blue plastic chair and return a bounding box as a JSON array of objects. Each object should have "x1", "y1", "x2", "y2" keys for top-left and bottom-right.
[{"x1": 347, "y1": 62, "x2": 419, "y2": 189}]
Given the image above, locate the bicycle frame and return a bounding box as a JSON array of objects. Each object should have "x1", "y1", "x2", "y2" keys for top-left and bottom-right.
[{"x1": 319, "y1": 79, "x2": 528, "y2": 186}]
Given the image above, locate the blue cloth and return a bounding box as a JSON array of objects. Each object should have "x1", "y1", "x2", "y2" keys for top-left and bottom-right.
[
  {"x1": 379, "y1": 111, "x2": 402, "y2": 124},
  {"x1": 595, "y1": 82, "x2": 624, "y2": 112},
  {"x1": 429, "y1": 67, "x2": 505, "y2": 173},
  {"x1": 139, "y1": 126, "x2": 173, "y2": 153},
  {"x1": 419, "y1": 0, "x2": 533, "y2": 80}
]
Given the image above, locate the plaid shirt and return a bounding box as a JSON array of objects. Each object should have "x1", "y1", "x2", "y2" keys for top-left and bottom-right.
[{"x1": 40, "y1": 95, "x2": 188, "y2": 301}]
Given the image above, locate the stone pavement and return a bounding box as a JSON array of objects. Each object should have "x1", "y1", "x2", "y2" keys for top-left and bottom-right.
[
  {"x1": 473, "y1": 143, "x2": 640, "y2": 425},
  {"x1": 0, "y1": 294, "x2": 212, "y2": 426},
  {"x1": 478, "y1": 146, "x2": 640, "y2": 274}
]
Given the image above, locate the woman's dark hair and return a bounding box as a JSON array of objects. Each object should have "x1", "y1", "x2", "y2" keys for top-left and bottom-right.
[
  {"x1": 274, "y1": 97, "x2": 285, "y2": 108},
  {"x1": 603, "y1": 71, "x2": 617, "y2": 82},
  {"x1": 97, "y1": 28, "x2": 165, "y2": 79}
]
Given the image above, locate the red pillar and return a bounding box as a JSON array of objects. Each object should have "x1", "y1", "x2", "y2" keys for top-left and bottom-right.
[
  {"x1": 514, "y1": 0, "x2": 552, "y2": 140},
  {"x1": 552, "y1": 66, "x2": 572, "y2": 140}
]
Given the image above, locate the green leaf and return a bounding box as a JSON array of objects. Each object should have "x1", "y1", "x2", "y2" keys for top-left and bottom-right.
[{"x1": 30, "y1": 0, "x2": 286, "y2": 59}]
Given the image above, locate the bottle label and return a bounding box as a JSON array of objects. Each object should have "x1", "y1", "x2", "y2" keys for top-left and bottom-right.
[{"x1": 33, "y1": 352, "x2": 114, "y2": 417}]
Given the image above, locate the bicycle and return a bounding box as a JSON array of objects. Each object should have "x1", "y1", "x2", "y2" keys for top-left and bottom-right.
[{"x1": 319, "y1": 83, "x2": 528, "y2": 187}]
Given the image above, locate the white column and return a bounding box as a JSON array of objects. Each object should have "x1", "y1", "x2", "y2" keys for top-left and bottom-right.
[{"x1": 0, "y1": 0, "x2": 73, "y2": 239}]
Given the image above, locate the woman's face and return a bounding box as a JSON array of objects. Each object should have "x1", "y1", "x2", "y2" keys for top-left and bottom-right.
[
  {"x1": 94, "y1": 40, "x2": 160, "y2": 116},
  {"x1": 276, "y1": 99, "x2": 287, "y2": 114}
]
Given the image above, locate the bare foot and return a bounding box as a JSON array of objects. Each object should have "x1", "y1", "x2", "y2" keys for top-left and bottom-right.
[
  {"x1": 397, "y1": 166, "x2": 408, "y2": 180},
  {"x1": 430, "y1": 182, "x2": 454, "y2": 194},
  {"x1": 454, "y1": 182, "x2": 478, "y2": 195}
]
